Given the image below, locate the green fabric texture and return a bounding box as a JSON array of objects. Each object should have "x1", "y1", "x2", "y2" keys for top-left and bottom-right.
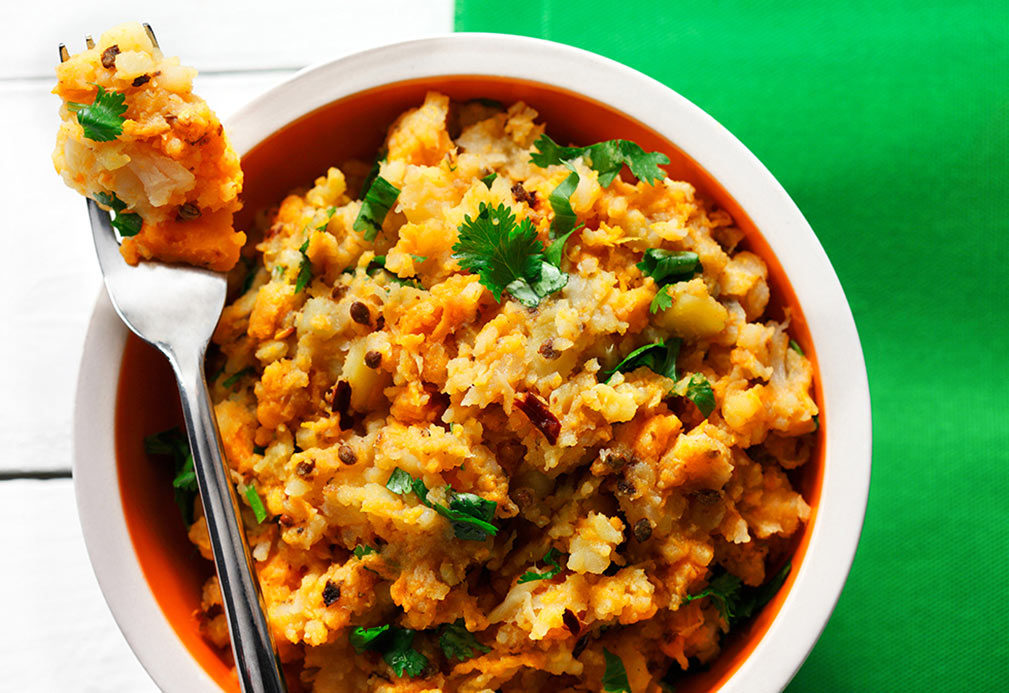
[{"x1": 457, "y1": 2, "x2": 1009, "y2": 690}]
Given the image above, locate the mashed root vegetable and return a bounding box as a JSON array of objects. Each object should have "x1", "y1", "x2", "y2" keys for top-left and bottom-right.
[
  {"x1": 53, "y1": 22, "x2": 244, "y2": 271},
  {"x1": 199, "y1": 92, "x2": 817, "y2": 691}
]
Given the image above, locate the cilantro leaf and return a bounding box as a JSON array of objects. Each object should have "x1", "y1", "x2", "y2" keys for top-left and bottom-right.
[
  {"x1": 295, "y1": 238, "x2": 313, "y2": 293},
  {"x1": 353, "y1": 545, "x2": 377, "y2": 559},
  {"x1": 604, "y1": 339, "x2": 681, "y2": 383},
  {"x1": 93, "y1": 191, "x2": 142, "y2": 237},
  {"x1": 602, "y1": 649, "x2": 631, "y2": 692},
  {"x1": 349, "y1": 624, "x2": 390, "y2": 653},
  {"x1": 453, "y1": 203, "x2": 568, "y2": 307},
  {"x1": 143, "y1": 427, "x2": 197, "y2": 526},
  {"x1": 353, "y1": 176, "x2": 400, "y2": 241},
  {"x1": 384, "y1": 468, "x2": 498, "y2": 541},
  {"x1": 531, "y1": 134, "x2": 669, "y2": 187},
  {"x1": 386, "y1": 468, "x2": 414, "y2": 494},
  {"x1": 548, "y1": 169, "x2": 580, "y2": 239},
  {"x1": 517, "y1": 547, "x2": 565, "y2": 584},
  {"x1": 383, "y1": 628, "x2": 428, "y2": 678},
  {"x1": 244, "y1": 484, "x2": 268, "y2": 524},
  {"x1": 359, "y1": 150, "x2": 386, "y2": 200},
  {"x1": 221, "y1": 366, "x2": 255, "y2": 389},
  {"x1": 316, "y1": 206, "x2": 336, "y2": 231},
  {"x1": 682, "y1": 572, "x2": 742, "y2": 623},
  {"x1": 789, "y1": 339, "x2": 805, "y2": 356},
  {"x1": 439, "y1": 620, "x2": 490, "y2": 661},
  {"x1": 637, "y1": 249, "x2": 701, "y2": 286},
  {"x1": 685, "y1": 373, "x2": 716, "y2": 417},
  {"x1": 453, "y1": 203, "x2": 544, "y2": 303},
  {"x1": 735, "y1": 562, "x2": 791, "y2": 622},
  {"x1": 650, "y1": 285, "x2": 674, "y2": 314},
  {"x1": 481, "y1": 172, "x2": 498, "y2": 188},
  {"x1": 67, "y1": 85, "x2": 127, "y2": 142}
]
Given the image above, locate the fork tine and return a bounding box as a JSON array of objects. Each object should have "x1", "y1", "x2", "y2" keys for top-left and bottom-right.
[
  {"x1": 85, "y1": 35, "x2": 94, "y2": 49},
  {"x1": 58, "y1": 43, "x2": 69, "y2": 63},
  {"x1": 142, "y1": 23, "x2": 160, "y2": 49}
]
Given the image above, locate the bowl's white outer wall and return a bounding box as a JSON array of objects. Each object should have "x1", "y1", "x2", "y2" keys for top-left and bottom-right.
[{"x1": 74, "y1": 33, "x2": 871, "y2": 693}]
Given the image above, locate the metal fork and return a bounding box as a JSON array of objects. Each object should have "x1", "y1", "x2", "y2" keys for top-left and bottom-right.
[{"x1": 63, "y1": 26, "x2": 287, "y2": 693}]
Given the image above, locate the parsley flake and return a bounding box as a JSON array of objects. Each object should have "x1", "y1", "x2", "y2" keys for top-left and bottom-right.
[
  {"x1": 517, "y1": 547, "x2": 565, "y2": 583},
  {"x1": 295, "y1": 238, "x2": 313, "y2": 293},
  {"x1": 480, "y1": 172, "x2": 498, "y2": 188},
  {"x1": 353, "y1": 176, "x2": 400, "y2": 241},
  {"x1": 603, "y1": 339, "x2": 681, "y2": 384},
  {"x1": 602, "y1": 649, "x2": 631, "y2": 692},
  {"x1": 452, "y1": 202, "x2": 567, "y2": 307},
  {"x1": 385, "y1": 467, "x2": 414, "y2": 494},
  {"x1": 143, "y1": 428, "x2": 197, "y2": 526},
  {"x1": 349, "y1": 624, "x2": 390, "y2": 653},
  {"x1": 439, "y1": 620, "x2": 490, "y2": 661},
  {"x1": 93, "y1": 191, "x2": 142, "y2": 237},
  {"x1": 682, "y1": 563, "x2": 791, "y2": 627},
  {"x1": 67, "y1": 85, "x2": 127, "y2": 142},
  {"x1": 350, "y1": 625, "x2": 427, "y2": 678},
  {"x1": 685, "y1": 373, "x2": 716, "y2": 417},
  {"x1": 353, "y1": 545, "x2": 377, "y2": 559},
  {"x1": 244, "y1": 484, "x2": 267, "y2": 523},
  {"x1": 650, "y1": 285, "x2": 674, "y2": 314},
  {"x1": 531, "y1": 134, "x2": 669, "y2": 186}
]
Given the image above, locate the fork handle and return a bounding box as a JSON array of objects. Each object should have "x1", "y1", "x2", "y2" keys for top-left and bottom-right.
[{"x1": 167, "y1": 347, "x2": 288, "y2": 693}]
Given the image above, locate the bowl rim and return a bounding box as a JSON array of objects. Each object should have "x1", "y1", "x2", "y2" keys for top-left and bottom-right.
[{"x1": 73, "y1": 31, "x2": 871, "y2": 693}]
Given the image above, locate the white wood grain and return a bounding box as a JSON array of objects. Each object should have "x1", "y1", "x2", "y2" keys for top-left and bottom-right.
[
  {"x1": 3, "y1": 0, "x2": 455, "y2": 80},
  {"x1": 0, "y1": 479, "x2": 158, "y2": 691}
]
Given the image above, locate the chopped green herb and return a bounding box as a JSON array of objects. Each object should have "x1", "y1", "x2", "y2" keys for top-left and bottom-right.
[
  {"x1": 241, "y1": 260, "x2": 259, "y2": 294},
  {"x1": 517, "y1": 547, "x2": 565, "y2": 583},
  {"x1": 359, "y1": 150, "x2": 386, "y2": 200},
  {"x1": 316, "y1": 206, "x2": 337, "y2": 231},
  {"x1": 353, "y1": 176, "x2": 400, "y2": 241},
  {"x1": 480, "y1": 172, "x2": 498, "y2": 188},
  {"x1": 410, "y1": 254, "x2": 427, "y2": 264},
  {"x1": 531, "y1": 133, "x2": 669, "y2": 187},
  {"x1": 245, "y1": 484, "x2": 267, "y2": 523},
  {"x1": 93, "y1": 191, "x2": 142, "y2": 237},
  {"x1": 385, "y1": 468, "x2": 498, "y2": 541},
  {"x1": 67, "y1": 85, "x2": 127, "y2": 142},
  {"x1": 682, "y1": 563, "x2": 791, "y2": 627},
  {"x1": 439, "y1": 619, "x2": 490, "y2": 661},
  {"x1": 295, "y1": 238, "x2": 313, "y2": 293},
  {"x1": 349, "y1": 624, "x2": 427, "y2": 678},
  {"x1": 602, "y1": 649, "x2": 631, "y2": 692},
  {"x1": 353, "y1": 545, "x2": 377, "y2": 559},
  {"x1": 386, "y1": 468, "x2": 414, "y2": 494},
  {"x1": 789, "y1": 339, "x2": 805, "y2": 356},
  {"x1": 682, "y1": 571, "x2": 741, "y2": 623},
  {"x1": 143, "y1": 427, "x2": 197, "y2": 526},
  {"x1": 812, "y1": 415, "x2": 820, "y2": 432},
  {"x1": 349, "y1": 624, "x2": 390, "y2": 653},
  {"x1": 637, "y1": 249, "x2": 701, "y2": 286},
  {"x1": 685, "y1": 373, "x2": 716, "y2": 417},
  {"x1": 650, "y1": 284, "x2": 674, "y2": 314},
  {"x1": 604, "y1": 339, "x2": 681, "y2": 384},
  {"x1": 221, "y1": 366, "x2": 255, "y2": 389},
  {"x1": 252, "y1": 445, "x2": 266, "y2": 455},
  {"x1": 383, "y1": 628, "x2": 428, "y2": 678},
  {"x1": 452, "y1": 202, "x2": 567, "y2": 308},
  {"x1": 547, "y1": 169, "x2": 580, "y2": 239},
  {"x1": 273, "y1": 265, "x2": 287, "y2": 279}
]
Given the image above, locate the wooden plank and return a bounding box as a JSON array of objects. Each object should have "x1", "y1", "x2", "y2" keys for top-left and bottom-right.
[
  {"x1": 0, "y1": 71, "x2": 292, "y2": 475},
  {"x1": 0, "y1": 479, "x2": 158, "y2": 690},
  {"x1": 3, "y1": 0, "x2": 454, "y2": 80}
]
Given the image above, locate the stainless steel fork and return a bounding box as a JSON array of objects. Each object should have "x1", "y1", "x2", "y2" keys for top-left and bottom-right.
[{"x1": 64, "y1": 27, "x2": 287, "y2": 693}]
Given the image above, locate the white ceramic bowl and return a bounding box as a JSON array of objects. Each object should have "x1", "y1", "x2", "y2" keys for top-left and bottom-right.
[{"x1": 74, "y1": 33, "x2": 871, "y2": 692}]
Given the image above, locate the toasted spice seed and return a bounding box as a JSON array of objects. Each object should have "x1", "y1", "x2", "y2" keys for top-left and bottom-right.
[
  {"x1": 338, "y1": 444, "x2": 357, "y2": 465},
  {"x1": 350, "y1": 301, "x2": 371, "y2": 325},
  {"x1": 364, "y1": 350, "x2": 382, "y2": 368},
  {"x1": 516, "y1": 392, "x2": 560, "y2": 445},
  {"x1": 295, "y1": 460, "x2": 315, "y2": 477},
  {"x1": 538, "y1": 340, "x2": 561, "y2": 360},
  {"x1": 511, "y1": 181, "x2": 537, "y2": 207},
  {"x1": 322, "y1": 580, "x2": 341, "y2": 606},
  {"x1": 616, "y1": 478, "x2": 637, "y2": 496},
  {"x1": 101, "y1": 45, "x2": 120, "y2": 69},
  {"x1": 511, "y1": 487, "x2": 534, "y2": 508},
  {"x1": 375, "y1": 315, "x2": 386, "y2": 330},
  {"x1": 633, "y1": 518, "x2": 653, "y2": 542},
  {"x1": 177, "y1": 202, "x2": 201, "y2": 221},
  {"x1": 693, "y1": 488, "x2": 722, "y2": 505},
  {"x1": 131, "y1": 74, "x2": 151, "y2": 87}
]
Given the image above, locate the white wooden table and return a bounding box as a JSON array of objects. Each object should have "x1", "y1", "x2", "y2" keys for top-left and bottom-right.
[{"x1": 0, "y1": 3, "x2": 452, "y2": 689}]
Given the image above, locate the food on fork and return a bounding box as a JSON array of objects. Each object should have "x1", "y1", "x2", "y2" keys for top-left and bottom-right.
[{"x1": 52, "y1": 22, "x2": 245, "y2": 271}]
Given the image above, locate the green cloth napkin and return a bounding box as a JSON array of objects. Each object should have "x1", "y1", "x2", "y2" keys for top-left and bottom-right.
[{"x1": 456, "y1": 2, "x2": 1009, "y2": 690}]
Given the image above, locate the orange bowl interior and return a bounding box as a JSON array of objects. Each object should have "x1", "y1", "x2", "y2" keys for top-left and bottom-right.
[{"x1": 115, "y1": 75, "x2": 826, "y2": 692}]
